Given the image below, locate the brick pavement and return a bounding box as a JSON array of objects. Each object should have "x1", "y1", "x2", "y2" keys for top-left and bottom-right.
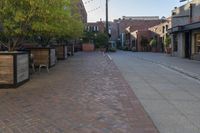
[{"x1": 0, "y1": 52, "x2": 158, "y2": 133}]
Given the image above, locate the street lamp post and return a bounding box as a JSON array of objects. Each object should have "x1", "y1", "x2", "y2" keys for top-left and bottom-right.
[
  {"x1": 117, "y1": 21, "x2": 120, "y2": 39},
  {"x1": 106, "y1": 0, "x2": 109, "y2": 35}
]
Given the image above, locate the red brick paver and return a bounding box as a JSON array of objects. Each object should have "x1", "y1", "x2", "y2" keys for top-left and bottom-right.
[{"x1": 0, "y1": 52, "x2": 159, "y2": 133}]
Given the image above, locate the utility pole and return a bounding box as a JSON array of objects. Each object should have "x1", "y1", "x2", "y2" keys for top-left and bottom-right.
[{"x1": 106, "y1": 0, "x2": 109, "y2": 35}]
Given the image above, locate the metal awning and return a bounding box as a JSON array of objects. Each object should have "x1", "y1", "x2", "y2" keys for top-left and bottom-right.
[
  {"x1": 168, "y1": 21, "x2": 200, "y2": 34},
  {"x1": 184, "y1": 21, "x2": 200, "y2": 31},
  {"x1": 168, "y1": 26, "x2": 184, "y2": 34}
]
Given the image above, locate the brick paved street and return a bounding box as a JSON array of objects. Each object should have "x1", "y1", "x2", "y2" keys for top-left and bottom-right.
[{"x1": 0, "y1": 52, "x2": 158, "y2": 133}]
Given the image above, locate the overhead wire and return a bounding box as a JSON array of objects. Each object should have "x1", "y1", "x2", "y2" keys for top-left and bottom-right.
[{"x1": 83, "y1": 0, "x2": 103, "y2": 13}]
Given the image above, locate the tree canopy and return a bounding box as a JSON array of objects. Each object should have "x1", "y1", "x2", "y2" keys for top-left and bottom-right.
[
  {"x1": 164, "y1": 35, "x2": 171, "y2": 48},
  {"x1": 0, "y1": 0, "x2": 83, "y2": 50},
  {"x1": 149, "y1": 38, "x2": 157, "y2": 47}
]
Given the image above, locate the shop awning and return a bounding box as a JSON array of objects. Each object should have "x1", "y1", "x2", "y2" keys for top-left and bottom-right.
[{"x1": 168, "y1": 21, "x2": 200, "y2": 34}]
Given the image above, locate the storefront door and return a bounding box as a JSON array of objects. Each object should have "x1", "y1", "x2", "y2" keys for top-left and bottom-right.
[{"x1": 185, "y1": 32, "x2": 191, "y2": 58}]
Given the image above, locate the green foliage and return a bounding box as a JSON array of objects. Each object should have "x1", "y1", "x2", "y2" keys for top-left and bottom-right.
[
  {"x1": 149, "y1": 38, "x2": 157, "y2": 47},
  {"x1": 82, "y1": 32, "x2": 95, "y2": 43},
  {"x1": 164, "y1": 35, "x2": 171, "y2": 48},
  {"x1": 0, "y1": 0, "x2": 83, "y2": 50},
  {"x1": 109, "y1": 47, "x2": 117, "y2": 52},
  {"x1": 94, "y1": 33, "x2": 109, "y2": 48}
]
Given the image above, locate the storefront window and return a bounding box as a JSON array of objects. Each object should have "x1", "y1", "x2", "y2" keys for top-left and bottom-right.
[
  {"x1": 195, "y1": 34, "x2": 200, "y2": 54},
  {"x1": 173, "y1": 34, "x2": 178, "y2": 51}
]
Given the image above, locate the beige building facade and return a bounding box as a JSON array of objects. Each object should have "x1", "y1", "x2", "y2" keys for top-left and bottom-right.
[
  {"x1": 169, "y1": 0, "x2": 200, "y2": 60},
  {"x1": 149, "y1": 17, "x2": 171, "y2": 52}
]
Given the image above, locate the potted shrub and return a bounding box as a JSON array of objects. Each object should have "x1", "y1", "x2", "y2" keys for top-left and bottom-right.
[
  {"x1": 94, "y1": 33, "x2": 109, "y2": 52},
  {"x1": 109, "y1": 48, "x2": 117, "y2": 52},
  {"x1": 150, "y1": 38, "x2": 157, "y2": 52},
  {"x1": 164, "y1": 35, "x2": 172, "y2": 54},
  {"x1": 82, "y1": 32, "x2": 95, "y2": 52}
]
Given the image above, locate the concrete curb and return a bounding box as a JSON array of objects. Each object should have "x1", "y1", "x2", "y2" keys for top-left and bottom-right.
[{"x1": 134, "y1": 56, "x2": 200, "y2": 81}]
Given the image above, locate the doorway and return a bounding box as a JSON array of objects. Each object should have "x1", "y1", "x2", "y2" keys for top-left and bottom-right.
[{"x1": 185, "y1": 32, "x2": 191, "y2": 58}]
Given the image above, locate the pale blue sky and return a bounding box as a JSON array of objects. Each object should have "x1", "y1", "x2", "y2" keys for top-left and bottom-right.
[{"x1": 83, "y1": 0, "x2": 189, "y2": 22}]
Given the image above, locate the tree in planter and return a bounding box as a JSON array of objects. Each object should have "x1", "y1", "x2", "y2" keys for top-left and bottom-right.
[
  {"x1": 164, "y1": 35, "x2": 171, "y2": 54},
  {"x1": 140, "y1": 36, "x2": 149, "y2": 52},
  {"x1": 0, "y1": 0, "x2": 83, "y2": 50},
  {"x1": 149, "y1": 38, "x2": 157, "y2": 52},
  {"x1": 32, "y1": 0, "x2": 83, "y2": 47},
  {"x1": 94, "y1": 33, "x2": 109, "y2": 49},
  {"x1": 82, "y1": 31, "x2": 95, "y2": 44}
]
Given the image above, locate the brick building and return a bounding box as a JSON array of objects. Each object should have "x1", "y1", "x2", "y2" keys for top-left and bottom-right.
[
  {"x1": 85, "y1": 21, "x2": 105, "y2": 33},
  {"x1": 77, "y1": 0, "x2": 87, "y2": 24},
  {"x1": 169, "y1": 0, "x2": 200, "y2": 60},
  {"x1": 112, "y1": 16, "x2": 164, "y2": 51},
  {"x1": 130, "y1": 30, "x2": 153, "y2": 52},
  {"x1": 71, "y1": 0, "x2": 87, "y2": 24}
]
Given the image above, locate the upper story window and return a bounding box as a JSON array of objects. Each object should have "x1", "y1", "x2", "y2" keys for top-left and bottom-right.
[
  {"x1": 166, "y1": 25, "x2": 169, "y2": 31},
  {"x1": 172, "y1": 11, "x2": 176, "y2": 16},
  {"x1": 162, "y1": 26, "x2": 165, "y2": 33},
  {"x1": 87, "y1": 26, "x2": 90, "y2": 31},
  {"x1": 96, "y1": 26, "x2": 99, "y2": 31}
]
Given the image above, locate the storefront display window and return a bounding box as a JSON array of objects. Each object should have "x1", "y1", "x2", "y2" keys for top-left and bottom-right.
[{"x1": 195, "y1": 34, "x2": 200, "y2": 54}]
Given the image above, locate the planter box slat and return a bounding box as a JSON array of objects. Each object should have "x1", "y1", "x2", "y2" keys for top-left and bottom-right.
[
  {"x1": 50, "y1": 49, "x2": 56, "y2": 65},
  {"x1": 54, "y1": 45, "x2": 68, "y2": 60},
  {"x1": 17, "y1": 54, "x2": 29, "y2": 83},
  {"x1": 67, "y1": 44, "x2": 74, "y2": 56},
  {"x1": 0, "y1": 55, "x2": 14, "y2": 84},
  {"x1": 0, "y1": 56, "x2": 13, "y2": 66}
]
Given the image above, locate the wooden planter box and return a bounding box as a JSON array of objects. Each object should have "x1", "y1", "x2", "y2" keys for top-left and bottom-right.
[
  {"x1": 0, "y1": 52, "x2": 30, "y2": 88},
  {"x1": 67, "y1": 44, "x2": 74, "y2": 56},
  {"x1": 54, "y1": 45, "x2": 68, "y2": 60},
  {"x1": 82, "y1": 43, "x2": 94, "y2": 52},
  {"x1": 30, "y1": 48, "x2": 56, "y2": 67},
  {"x1": 165, "y1": 48, "x2": 172, "y2": 54}
]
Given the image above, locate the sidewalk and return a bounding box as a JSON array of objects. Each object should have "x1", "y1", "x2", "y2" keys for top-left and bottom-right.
[
  {"x1": 0, "y1": 52, "x2": 158, "y2": 133},
  {"x1": 131, "y1": 52, "x2": 200, "y2": 80}
]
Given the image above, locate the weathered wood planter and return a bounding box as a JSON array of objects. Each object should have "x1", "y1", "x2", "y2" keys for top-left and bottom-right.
[
  {"x1": 54, "y1": 45, "x2": 68, "y2": 60},
  {"x1": 0, "y1": 52, "x2": 30, "y2": 88},
  {"x1": 30, "y1": 48, "x2": 56, "y2": 67},
  {"x1": 82, "y1": 43, "x2": 94, "y2": 52},
  {"x1": 67, "y1": 44, "x2": 74, "y2": 56}
]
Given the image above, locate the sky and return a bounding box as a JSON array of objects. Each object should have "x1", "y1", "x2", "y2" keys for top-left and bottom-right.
[{"x1": 83, "y1": 0, "x2": 189, "y2": 22}]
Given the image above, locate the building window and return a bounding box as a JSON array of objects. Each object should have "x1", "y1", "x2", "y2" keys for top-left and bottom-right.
[
  {"x1": 166, "y1": 25, "x2": 169, "y2": 31},
  {"x1": 173, "y1": 34, "x2": 178, "y2": 52},
  {"x1": 89, "y1": 26, "x2": 92, "y2": 32},
  {"x1": 162, "y1": 26, "x2": 165, "y2": 33},
  {"x1": 87, "y1": 26, "x2": 90, "y2": 31},
  {"x1": 195, "y1": 34, "x2": 200, "y2": 54},
  {"x1": 172, "y1": 11, "x2": 176, "y2": 16}
]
